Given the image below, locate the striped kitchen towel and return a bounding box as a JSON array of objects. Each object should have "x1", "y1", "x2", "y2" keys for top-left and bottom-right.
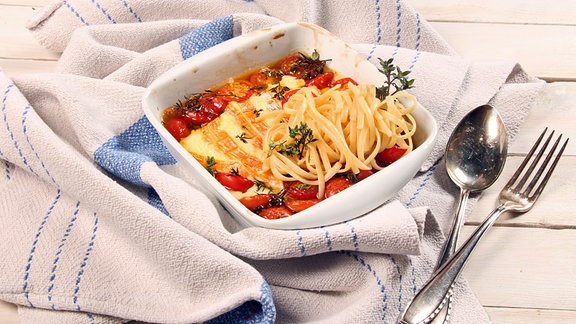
[{"x1": 0, "y1": 0, "x2": 543, "y2": 323}]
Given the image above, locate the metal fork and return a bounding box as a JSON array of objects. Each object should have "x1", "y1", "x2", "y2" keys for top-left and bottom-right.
[{"x1": 398, "y1": 128, "x2": 569, "y2": 324}]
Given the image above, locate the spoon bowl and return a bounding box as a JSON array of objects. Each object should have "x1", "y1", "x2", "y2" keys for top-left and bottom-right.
[{"x1": 445, "y1": 105, "x2": 508, "y2": 193}]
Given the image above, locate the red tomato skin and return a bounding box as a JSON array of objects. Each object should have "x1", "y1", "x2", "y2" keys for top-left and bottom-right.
[
  {"x1": 284, "y1": 181, "x2": 319, "y2": 200},
  {"x1": 202, "y1": 96, "x2": 227, "y2": 115},
  {"x1": 356, "y1": 169, "x2": 376, "y2": 181},
  {"x1": 249, "y1": 69, "x2": 282, "y2": 88},
  {"x1": 215, "y1": 173, "x2": 254, "y2": 193},
  {"x1": 279, "y1": 55, "x2": 301, "y2": 77},
  {"x1": 182, "y1": 109, "x2": 211, "y2": 125},
  {"x1": 324, "y1": 177, "x2": 353, "y2": 199},
  {"x1": 376, "y1": 146, "x2": 407, "y2": 167},
  {"x1": 217, "y1": 80, "x2": 254, "y2": 102},
  {"x1": 240, "y1": 194, "x2": 273, "y2": 211},
  {"x1": 285, "y1": 199, "x2": 322, "y2": 213},
  {"x1": 332, "y1": 77, "x2": 358, "y2": 88},
  {"x1": 305, "y1": 72, "x2": 334, "y2": 89},
  {"x1": 281, "y1": 89, "x2": 300, "y2": 106},
  {"x1": 164, "y1": 117, "x2": 191, "y2": 141},
  {"x1": 259, "y1": 206, "x2": 294, "y2": 219},
  {"x1": 279, "y1": 54, "x2": 324, "y2": 80}
]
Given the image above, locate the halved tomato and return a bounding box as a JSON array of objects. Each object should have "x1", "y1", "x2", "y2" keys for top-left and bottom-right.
[
  {"x1": 240, "y1": 194, "x2": 274, "y2": 211},
  {"x1": 164, "y1": 117, "x2": 190, "y2": 141},
  {"x1": 305, "y1": 72, "x2": 334, "y2": 89},
  {"x1": 285, "y1": 199, "x2": 322, "y2": 213},
  {"x1": 324, "y1": 177, "x2": 353, "y2": 199},
  {"x1": 376, "y1": 146, "x2": 407, "y2": 167},
  {"x1": 284, "y1": 181, "x2": 319, "y2": 200},
  {"x1": 215, "y1": 172, "x2": 254, "y2": 193},
  {"x1": 259, "y1": 206, "x2": 293, "y2": 219}
]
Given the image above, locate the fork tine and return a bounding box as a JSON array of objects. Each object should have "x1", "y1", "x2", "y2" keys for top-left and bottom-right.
[
  {"x1": 515, "y1": 129, "x2": 555, "y2": 191},
  {"x1": 505, "y1": 128, "x2": 548, "y2": 190},
  {"x1": 525, "y1": 133, "x2": 563, "y2": 195},
  {"x1": 530, "y1": 136, "x2": 569, "y2": 200}
]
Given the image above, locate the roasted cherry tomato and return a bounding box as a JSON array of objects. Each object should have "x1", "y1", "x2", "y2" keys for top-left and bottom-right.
[
  {"x1": 249, "y1": 68, "x2": 282, "y2": 89},
  {"x1": 355, "y1": 169, "x2": 376, "y2": 181},
  {"x1": 324, "y1": 177, "x2": 353, "y2": 199},
  {"x1": 217, "y1": 80, "x2": 254, "y2": 102},
  {"x1": 285, "y1": 199, "x2": 322, "y2": 213},
  {"x1": 181, "y1": 108, "x2": 211, "y2": 125},
  {"x1": 201, "y1": 95, "x2": 227, "y2": 115},
  {"x1": 281, "y1": 89, "x2": 300, "y2": 106},
  {"x1": 259, "y1": 206, "x2": 293, "y2": 219},
  {"x1": 279, "y1": 53, "x2": 326, "y2": 80},
  {"x1": 376, "y1": 146, "x2": 407, "y2": 167},
  {"x1": 215, "y1": 172, "x2": 254, "y2": 193},
  {"x1": 332, "y1": 77, "x2": 358, "y2": 88},
  {"x1": 164, "y1": 117, "x2": 190, "y2": 141},
  {"x1": 284, "y1": 181, "x2": 319, "y2": 200},
  {"x1": 240, "y1": 194, "x2": 274, "y2": 211},
  {"x1": 305, "y1": 72, "x2": 334, "y2": 89}
]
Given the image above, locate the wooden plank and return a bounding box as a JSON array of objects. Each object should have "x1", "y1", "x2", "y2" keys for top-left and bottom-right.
[
  {"x1": 0, "y1": 5, "x2": 60, "y2": 60},
  {"x1": 0, "y1": 301, "x2": 18, "y2": 324},
  {"x1": 0, "y1": 1, "x2": 46, "y2": 6},
  {"x1": 429, "y1": 22, "x2": 576, "y2": 81},
  {"x1": 486, "y1": 307, "x2": 576, "y2": 323},
  {"x1": 462, "y1": 226, "x2": 576, "y2": 310},
  {"x1": 1, "y1": 3, "x2": 575, "y2": 80},
  {"x1": 408, "y1": 0, "x2": 576, "y2": 25},
  {"x1": 511, "y1": 82, "x2": 576, "y2": 154},
  {"x1": 0, "y1": 59, "x2": 57, "y2": 77}
]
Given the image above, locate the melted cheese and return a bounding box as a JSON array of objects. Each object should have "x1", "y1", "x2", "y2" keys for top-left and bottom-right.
[{"x1": 180, "y1": 92, "x2": 284, "y2": 197}]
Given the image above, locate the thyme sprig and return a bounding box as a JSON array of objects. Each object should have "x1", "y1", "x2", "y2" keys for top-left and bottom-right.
[
  {"x1": 268, "y1": 122, "x2": 317, "y2": 159},
  {"x1": 375, "y1": 58, "x2": 415, "y2": 100},
  {"x1": 205, "y1": 156, "x2": 217, "y2": 175}
]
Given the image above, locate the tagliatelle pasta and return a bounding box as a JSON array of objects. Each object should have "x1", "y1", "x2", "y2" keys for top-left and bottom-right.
[{"x1": 260, "y1": 84, "x2": 417, "y2": 197}]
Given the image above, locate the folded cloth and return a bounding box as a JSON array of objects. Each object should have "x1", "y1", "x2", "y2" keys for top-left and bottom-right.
[{"x1": 0, "y1": 0, "x2": 544, "y2": 323}]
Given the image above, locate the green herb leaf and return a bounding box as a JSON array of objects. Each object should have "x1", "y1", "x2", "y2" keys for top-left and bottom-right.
[
  {"x1": 375, "y1": 57, "x2": 415, "y2": 100},
  {"x1": 268, "y1": 122, "x2": 317, "y2": 159},
  {"x1": 206, "y1": 156, "x2": 217, "y2": 175}
]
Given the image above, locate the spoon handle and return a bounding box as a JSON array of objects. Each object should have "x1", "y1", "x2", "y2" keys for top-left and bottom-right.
[
  {"x1": 437, "y1": 188, "x2": 470, "y2": 268},
  {"x1": 426, "y1": 189, "x2": 470, "y2": 323},
  {"x1": 398, "y1": 204, "x2": 509, "y2": 323}
]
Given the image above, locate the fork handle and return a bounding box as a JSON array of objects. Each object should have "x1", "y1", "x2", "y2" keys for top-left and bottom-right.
[{"x1": 398, "y1": 204, "x2": 510, "y2": 324}]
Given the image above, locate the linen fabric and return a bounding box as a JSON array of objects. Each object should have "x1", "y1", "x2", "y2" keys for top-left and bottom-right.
[{"x1": 0, "y1": 0, "x2": 543, "y2": 323}]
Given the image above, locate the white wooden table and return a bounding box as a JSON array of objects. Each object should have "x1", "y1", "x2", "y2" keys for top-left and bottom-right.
[{"x1": 1, "y1": 1, "x2": 575, "y2": 322}]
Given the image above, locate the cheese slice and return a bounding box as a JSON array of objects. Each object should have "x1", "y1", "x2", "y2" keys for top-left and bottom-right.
[{"x1": 180, "y1": 92, "x2": 283, "y2": 198}]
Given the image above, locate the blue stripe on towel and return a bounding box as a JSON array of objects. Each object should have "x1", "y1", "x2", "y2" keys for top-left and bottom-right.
[
  {"x1": 367, "y1": 0, "x2": 383, "y2": 61},
  {"x1": 89, "y1": 0, "x2": 117, "y2": 24},
  {"x1": 179, "y1": 15, "x2": 234, "y2": 60},
  {"x1": 22, "y1": 104, "x2": 58, "y2": 185},
  {"x1": 73, "y1": 212, "x2": 99, "y2": 311},
  {"x1": 338, "y1": 251, "x2": 389, "y2": 321},
  {"x1": 63, "y1": 0, "x2": 90, "y2": 26},
  {"x1": 47, "y1": 201, "x2": 81, "y2": 310},
  {"x1": 119, "y1": 0, "x2": 142, "y2": 22},
  {"x1": 0, "y1": 150, "x2": 10, "y2": 180},
  {"x1": 2, "y1": 84, "x2": 39, "y2": 177},
  {"x1": 207, "y1": 280, "x2": 276, "y2": 324},
  {"x1": 93, "y1": 116, "x2": 176, "y2": 187}
]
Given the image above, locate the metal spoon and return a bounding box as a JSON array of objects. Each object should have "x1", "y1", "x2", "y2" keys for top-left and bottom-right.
[{"x1": 400, "y1": 104, "x2": 508, "y2": 323}]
